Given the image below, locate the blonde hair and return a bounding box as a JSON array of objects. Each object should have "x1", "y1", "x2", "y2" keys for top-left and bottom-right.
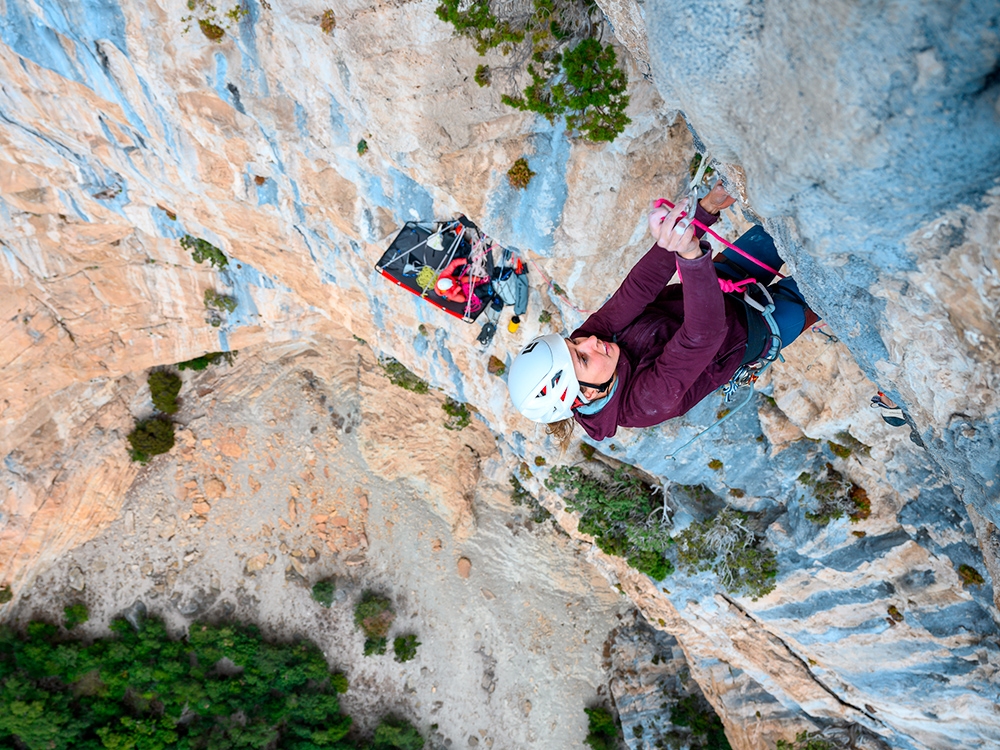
[{"x1": 545, "y1": 418, "x2": 575, "y2": 452}]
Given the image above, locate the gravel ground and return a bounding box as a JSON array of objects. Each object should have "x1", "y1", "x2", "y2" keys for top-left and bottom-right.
[{"x1": 11, "y1": 341, "x2": 633, "y2": 749}]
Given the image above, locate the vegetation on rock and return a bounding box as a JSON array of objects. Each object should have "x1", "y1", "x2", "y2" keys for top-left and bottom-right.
[
  {"x1": 442, "y1": 397, "x2": 471, "y2": 430},
  {"x1": 149, "y1": 370, "x2": 182, "y2": 414},
  {"x1": 669, "y1": 694, "x2": 731, "y2": 749},
  {"x1": 180, "y1": 234, "x2": 228, "y2": 268},
  {"x1": 509, "y1": 475, "x2": 552, "y2": 524},
  {"x1": 583, "y1": 706, "x2": 620, "y2": 750},
  {"x1": 0, "y1": 587, "x2": 11, "y2": 605},
  {"x1": 357, "y1": 139, "x2": 369, "y2": 156},
  {"x1": 127, "y1": 417, "x2": 175, "y2": 463},
  {"x1": 392, "y1": 634, "x2": 420, "y2": 663},
  {"x1": 204, "y1": 289, "x2": 238, "y2": 313},
  {"x1": 958, "y1": 564, "x2": 985, "y2": 586},
  {"x1": 380, "y1": 358, "x2": 429, "y2": 394},
  {"x1": 177, "y1": 351, "x2": 238, "y2": 370},
  {"x1": 547, "y1": 465, "x2": 674, "y2": 580},
  {"x1": 507, "y1": 158, "x2": 536, "y2": 189},
  {"x1": 487, "y1": 355, "x2": 506, "y2": 376},
  {"x1": 436, "y1": 0, "x2": 630, "y2": 142},
  {"x1": 354, "y1": 591, "x2": 395, "y2": 657},
  {"x1": 776, "y1": 731, "x2": 835, "y2": 750},
  {"x1": 320, "y1": 9, "x2": 336, "y2": 34},
  {"x1": 675, "y1": 508, "x2": 777, "y2": 599},
  {"x1": 62, "y1": 603, "x2": 89, "y2": 630},
  {"x1": 798, "y1": 463, "x2": 870, "y2": 524},
  {"x1": 312, "y1": 579, "x2": 336, "y2": 608}
]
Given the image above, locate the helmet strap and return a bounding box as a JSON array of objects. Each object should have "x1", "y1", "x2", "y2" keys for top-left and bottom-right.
[{"x1": 577, "y1": 373, "x2": 616, "y2": 396}]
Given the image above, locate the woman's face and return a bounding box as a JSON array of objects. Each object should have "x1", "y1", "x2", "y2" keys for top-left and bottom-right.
[{"x1": 566, "y1": 335, "x2": 619, "y2": 399}]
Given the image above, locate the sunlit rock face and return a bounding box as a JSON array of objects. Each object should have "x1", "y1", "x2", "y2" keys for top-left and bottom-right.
[{"x1": 2, "y1": 0, "x2": 999, "y2": 748}]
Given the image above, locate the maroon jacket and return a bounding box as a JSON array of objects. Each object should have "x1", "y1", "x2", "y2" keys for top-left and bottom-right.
[{"x1": 571, "y1": 208, "x2": 749, "y2": 441}]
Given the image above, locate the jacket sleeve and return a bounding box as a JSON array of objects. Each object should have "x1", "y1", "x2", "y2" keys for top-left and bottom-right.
[
  {"x1": 620, "y1": 250, "x2": 728, "y2": 421},
  {"x1": 575, "y1": 204, "x2": 720, "y2": 340}
]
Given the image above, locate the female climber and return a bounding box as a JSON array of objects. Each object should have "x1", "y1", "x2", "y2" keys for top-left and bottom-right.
[{"x1": 506, "y1": 182, "x2": 816, "y2": 442}]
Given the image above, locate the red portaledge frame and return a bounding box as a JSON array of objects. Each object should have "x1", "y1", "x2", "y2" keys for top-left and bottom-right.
[{"x1": 377, "y1": 267, "x2": 472, "y2": 323}]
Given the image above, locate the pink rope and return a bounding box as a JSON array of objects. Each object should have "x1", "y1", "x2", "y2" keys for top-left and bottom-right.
[{"x1": 653, "y1": 198, "x2": 786, "y2": 279}]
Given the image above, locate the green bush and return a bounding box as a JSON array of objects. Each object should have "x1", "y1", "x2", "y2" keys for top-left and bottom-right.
[
  {"x1": 776, "y1": 731, "x2": 834, "y2": 750},
  {"x1": 442, "y1": 397, "x2": 471, "y2": 430},
  {"x1": 180, "y1": 234, "x2": 228, "y2": 268},
  {"x1": 373, "y1": 716, "x2": 425, "y2": 749},
  {"x1": 148, "y1": 370, "x2": 182, "y2": 414},
  {"x1": 357, "y1": 138, "x2": 369, "y2": 156},
  {"x1": 959, "y1": 564, "x2": 985, "y2": 586},
  {"x1": 675, "y1": 508, "x2": 777, "y2": 599},
  {"x1": 393, "y1": 634, "x2": 420, "y2": 663},
  {"x1": 584, "y1": 706, "x2": 620, "y2": 750},
  {"x1": 0, "y1": 614, "x2": 356, "y2": 749},
  {"x1": 509, "y1": 475, "x2": 552, "y2": 524},
  {"x1": 380, "y1": 358, "x2": 429, "y2": 393},
  {"x1": 670, "y1": 694, "x2": 731, "y2": 749},
  {"x1": 312, "y1": 579, "x2": 336, "y2": 608},
  {"x1": 127, "y1": 417, "x2": 175, "y2": 463},
  {"x1": 800, "y1": 463, "x2": 869, "y2": 524},
  {"x1": 547, "y1": 465, "x2": 673, "y2": 579},
  {"x1": 355, "y1": 591, "x2": 395, "y2": 657},
  {"x1": 63, "y1": 604, "x2": 89, "y2": 629},
  {"x1": 204, "y1": 288, "x2": 238, "y2": 313},
  {"x1": 0, "y1": 586, "x2": 11, "y2": 604},
  {"x1": 507, "y1": 157, "x2": 536, "y2": 189},
  {"x1": 436, "y1": 0, "x2": 630, "y2": 143},
  {"x1": 176, "y1": 350, "x2": 238, "y2": 370}
]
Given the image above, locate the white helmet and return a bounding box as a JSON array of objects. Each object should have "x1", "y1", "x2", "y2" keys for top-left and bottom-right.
[{"x1": 507, "y1": 333, "x2": 580, "y2": 423}]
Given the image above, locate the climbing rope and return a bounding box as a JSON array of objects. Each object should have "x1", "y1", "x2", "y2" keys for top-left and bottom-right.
[{"x1": 653, "y1": 196, "x2": 786, "y2": 280}]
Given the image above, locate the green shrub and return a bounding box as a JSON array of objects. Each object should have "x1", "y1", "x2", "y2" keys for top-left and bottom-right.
[
  {"x1": 393, "y1": 634, "x2": 420, "y2": 663},
  {"x1": 959, "y1": 564, "x2": 985, "y2": 586},
  {"x1": 776, "y1": 731, "x2": 834, "y2": 750},
  {"x1": 355, "y1": 591, "x2": 395, "y2": 657},
  {"x1": 708, "y1": 458, "x2": 723, "y2": 471},
  {"x1": 373, "y1": 716, "x2": 425, "y2": 749},
  {"x1": 320, "y1": 8, "x2": 336, "y2": 33},
  {"x1": 507, "y1": 158, "x2": 536, "y2": 189},
  {"x1": 180, "y1": 234, "x2": 228, "y2": 268},
  {"x1": 357, "y1": 138, "x2": 369, "y2": 156},
  {"x1": 675, "y1": 508, "x2": 777, "y2": 599},
  {"x1": 436, "y1": 0, "x2": 630, "y2": 143},
  {"x1": 509, "y1": 475, "x2": 552, "y2": 524},
  {"x1": 380, "y1": 358, "x2": 429, "y2": 393},
  {"x1": 148, "y1": 370, "x2": 182, "y2": 414},
  {"x1": 204, "y1": 288, "x2": 237, "y2": 313},
  {"x1": 0, "y1": 613, "x2": 354, "y2": 749},
  {"x1": 176, "y1": 351, "x2": 238, "y2": 370},
  {"x1": 63, "y1": 604, "x2": 89, "y2": 629},
  {"x1": 0, "y1": 586, "x2": 11, "y2": 604},
  {"x1": 800, "y1": 463, "x2": 869, "y2": 524},
  {"x1": 584, "y1": 706, "x2": 620, "y2": 750},
  {"x1": 442, "y1": 398, "x2": 471, "y2": 430},
  {"x1": 312, "y1": 579, "x2": 336, "y2": 608},
  {"x1": 547, "y1": 465, "x2": 673, "y2": 580},
  {"x1": 670, "y1": 694, "x2": 731, "y2": 749},
  {"x1": 538, "y1": 310, "x2": 552, "y2": 324},
  {"x1": 127, "y1": 417, "x2": 175, "y2": 463}
]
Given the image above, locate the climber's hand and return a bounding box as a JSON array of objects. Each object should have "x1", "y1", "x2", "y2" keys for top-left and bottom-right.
[
  {"x1": 648, "y1": 199, "x2": 702, "y2": 259},
  {"x1": 699, "y1": 179, "x2": 736, "y2": 215}
]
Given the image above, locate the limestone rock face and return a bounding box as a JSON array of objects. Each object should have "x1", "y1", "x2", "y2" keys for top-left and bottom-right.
[{"x1": 1, "y1": 0, "x2": 999, "y2": 749}]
